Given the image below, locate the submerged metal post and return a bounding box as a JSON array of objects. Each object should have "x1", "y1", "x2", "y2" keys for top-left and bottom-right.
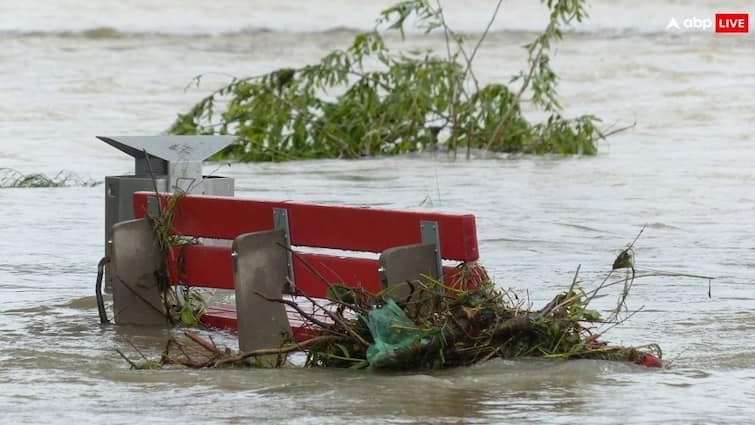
[
  {"x1": 109, "y1": 218, "x2": 167, "y2": 326},
  {"x1": 233, "y1": 229, "x2": 292, "y2": 365},
  {"x1": 378, "y1": 243, "x2": 441, "y2": 317},
  {"x1": 378, "y1": 220, "x2": 443, "y2": 316},
  {"x1": 420, "y1": 220, "x2": 444, "y2": 283}
]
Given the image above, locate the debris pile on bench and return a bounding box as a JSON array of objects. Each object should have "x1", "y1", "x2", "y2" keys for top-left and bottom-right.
[{"x1": 157, "y1": 260, "x2": 663, "y2": 370}]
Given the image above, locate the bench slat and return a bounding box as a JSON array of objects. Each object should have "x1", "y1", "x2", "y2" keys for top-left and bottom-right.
[
  {"x1": 167, "y1": 245, "x2": 472, "y2": 297},
  {"x1": 133, "y1": 192, "x2": 479, "y2": 261},
  {"x1": 168, "y1": 245, "x2": 383, "y2": 296}
]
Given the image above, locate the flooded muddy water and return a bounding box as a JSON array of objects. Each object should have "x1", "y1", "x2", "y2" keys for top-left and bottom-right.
[{"x1": 1, "y1": 0, "x2": 754, "y2": 423}]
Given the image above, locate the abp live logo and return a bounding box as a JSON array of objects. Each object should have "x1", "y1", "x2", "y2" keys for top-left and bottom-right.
[
  {"x1": 666, "y1": 13, "x2": 749, "y2": 33},
  {"x1": 715, "y1": 13, "x2": 749, "y2": 33}
]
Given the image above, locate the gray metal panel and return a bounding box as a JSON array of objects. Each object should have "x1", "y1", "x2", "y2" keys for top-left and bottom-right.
[
  {"x1": 110, "y1": 218, "x2": 167, "y2": 326},
  {"x1": 233, "y1": 229, "x2": 292, "y2": 364},
  {"x1": 134, "y1": 157, "x2": 168, "y2": 176},
  {"x1": 378, "y1": 243, "x2": 441, "y2": 317},
  {"x1": 105, "y1": 176, "x2": 167, "y2": 291},
  {"x1": 198, "y1": 176, "x2": 234, "y2": 196},
  {"x1": 168, "y1": 161, "x2": 203, "y2": 192},
  {"x1": 97, "y1": 136, "x2": 235, "y2": 163},
  {"x1": 273, "y1": 208, "x2": 295, "y2": 282},
  {"x1": 174, "y1": 175, "x2": 234, "y2": 197}
]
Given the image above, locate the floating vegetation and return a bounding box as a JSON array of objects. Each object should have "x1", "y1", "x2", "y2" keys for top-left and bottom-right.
[
  {"x1": 168, "y1": 0, "x2": 627, "y2": 161},
  {"x1": 0, "y1": 168, "x2": 99, "y2": 188}
]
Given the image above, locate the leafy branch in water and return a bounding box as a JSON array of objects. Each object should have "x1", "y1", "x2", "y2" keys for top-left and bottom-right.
[{"x1": 168, "y1": 0, "x2": 609, "y2": 161}]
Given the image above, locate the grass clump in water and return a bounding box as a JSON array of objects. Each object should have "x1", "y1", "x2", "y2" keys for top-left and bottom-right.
[{"x1": 0, "y1": 168, "x2": 98, "y2": 188}]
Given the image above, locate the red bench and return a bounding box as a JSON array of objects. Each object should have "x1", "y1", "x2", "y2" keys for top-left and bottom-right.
[{"x1": 125, "y1": 192, "x2": 481, "y2": 351}]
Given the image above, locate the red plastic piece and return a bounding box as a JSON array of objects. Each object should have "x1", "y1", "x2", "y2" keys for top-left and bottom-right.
[{"x1": 641, "y1": 354, "x2": 664, "y2": 368}]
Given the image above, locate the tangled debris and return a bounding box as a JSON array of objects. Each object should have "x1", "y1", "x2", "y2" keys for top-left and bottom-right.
[
  {"x1": 162, "y1": 278, "x2": 662, "y2": 370},
  {"x1": 120, "y1": 241, "x2": 710, "y2": 371},
  {"x1": 115, "y1": 223, "x2": 716, "y2": 372}
]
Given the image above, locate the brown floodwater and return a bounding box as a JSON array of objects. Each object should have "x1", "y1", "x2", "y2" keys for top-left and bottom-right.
[{"x1": 1, "y1": 0, "x2": 754, "y2": 423}]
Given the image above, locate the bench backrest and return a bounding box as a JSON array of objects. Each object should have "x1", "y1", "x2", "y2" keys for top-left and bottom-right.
[{"x1": 133, "y1": 192, "x2": 479, "y2": 298}]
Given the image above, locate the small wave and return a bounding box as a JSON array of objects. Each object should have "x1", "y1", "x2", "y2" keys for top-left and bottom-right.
[
  {"x1": 0, "y1": 25, "x2": 724, "y2": 41},
  {"x1": 3, "y1": 305, "x2": 54, "y2": 315},
  {"x1": 645, "y1": 222, "x2": 682, "y2": 230},
  {"x1": 0, "y1": 26, "x2": 279, "y2": 40},
  {"x1": 81, "y1": 26, "x2": 123, "y2": 39},
  {"x1": 556, "y1": 222, "x2": 604, "y2": 233},
  {"x1": 58, "y1": 296, "x2": 99, "y2": 310}
]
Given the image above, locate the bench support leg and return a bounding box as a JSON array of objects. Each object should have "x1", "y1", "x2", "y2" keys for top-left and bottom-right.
[
  {"x1": 378, "y1": 242, "x2": 441, "y2": 317},
  {"x1": 233, "y1": 229, "x2": 293, "y2": 364},
  {"x1": 110, "y1": 218, "x2": 167, "y2": 326},
  {"x1": 273, "y1": 208, "x2": 295, "y2": 283},
  {"x1": 420, "y1": 220, "x2": 444, "y2": 284}
]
